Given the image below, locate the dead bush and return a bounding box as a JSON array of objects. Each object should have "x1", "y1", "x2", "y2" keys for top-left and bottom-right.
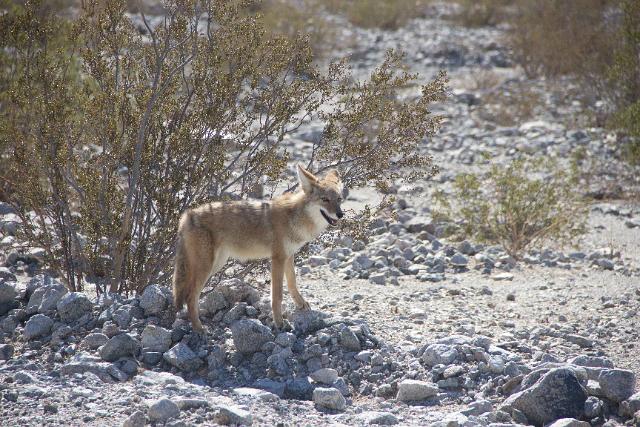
[
  {"x1": 0, "y1": 0, "x2": 447, "y2": 294},
  {"x1": 433, "y1": 158, "x2": 586, "y2": 258}
]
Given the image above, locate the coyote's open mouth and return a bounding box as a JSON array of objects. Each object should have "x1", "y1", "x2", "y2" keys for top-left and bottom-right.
[{"x1": 320, "y1": 209, "x2": 338, "y2": 226}]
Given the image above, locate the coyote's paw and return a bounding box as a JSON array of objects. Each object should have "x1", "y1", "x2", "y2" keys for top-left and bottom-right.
[
  {"x1": 296, "y1": 299, "x2": 311, "y2": 311},
  {"x1": 273, "y1": 319, "x2": 293, "y2": 332}
]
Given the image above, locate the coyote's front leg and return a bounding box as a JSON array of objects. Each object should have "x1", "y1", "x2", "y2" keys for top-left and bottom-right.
[
  {"x1": 271, "y1": 256, "x2": 285, "y2": 328},
  {"x1": 285, "y1": 256, "x2": 310, "y2": 311}
]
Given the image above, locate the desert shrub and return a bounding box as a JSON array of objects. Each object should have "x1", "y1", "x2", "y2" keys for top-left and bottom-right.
[
  {"x1": 433, "y1": 158, "x2": 586, "y2": 258},
  {"x1": 0, "y1": 0, "x2": 447, "y2": 294},
  {"x1": 509, "y1": 0, "x2": 615, "y2": 79},
  {"x1": 454, "y1": 0, "x2": 514, "y2": 27},
  {"x1": 247, "y1": 0, "x2": 336, "y2": 58},
  {"x1": 475, "y1": 80, "x2": 544, "y2": 126},
  {"x1": 324, "y1": 0, "x2": 428, "y2": 30},
  {"x1": 608, "y1": 0, "x2": 640, "y2": 163},
  {"x1": 507, "y1": 0, "x2": 640, "y2": 163}
]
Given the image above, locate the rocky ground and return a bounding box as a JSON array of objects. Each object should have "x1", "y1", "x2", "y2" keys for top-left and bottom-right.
[{"x1": 1, "y1": 3, "x2": 640, "y2": 427}]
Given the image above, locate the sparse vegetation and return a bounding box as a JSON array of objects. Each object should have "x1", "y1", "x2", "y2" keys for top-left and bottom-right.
[
  {"x1": 433, "y1": 158, "x2": 586, "y2": 258},
  {"x1": 454, "y1": 0, "x2": 513, "y2": 27},
  {"x1": 324, "y1": 0, "x2": 428, "y2": 30},
  {"x1": 475, "y1": 81, "x2": 544, "y2": 127},
  {"x1": 506, "y1": 0, "x2": 640, "y2": 163},
  {"x1": 0, "y1": 0, "x2": 446, "y2": 294},
  {"x1": 247, "y1": 0, "x2": 337, "y2": 58}
]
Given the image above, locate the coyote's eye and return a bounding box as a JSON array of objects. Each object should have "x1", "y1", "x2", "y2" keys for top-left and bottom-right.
[{"x1": 321, "y1": 197, "x2": 330, "y2": 203}]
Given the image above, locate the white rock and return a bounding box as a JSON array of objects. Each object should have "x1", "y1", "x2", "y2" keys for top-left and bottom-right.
[{"x1": 396, "y1": 379, "x2": 439, "y2": 402}]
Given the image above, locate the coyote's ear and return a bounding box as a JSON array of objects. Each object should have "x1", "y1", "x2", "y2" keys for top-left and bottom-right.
[
  {"x1": 297, "y1": 164, "x2": 317, "y2": 193},
  {"x1": 325, "y1": 169, "x2": 341, "y2": 183}
]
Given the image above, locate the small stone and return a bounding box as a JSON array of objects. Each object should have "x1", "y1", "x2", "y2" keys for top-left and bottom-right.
[
  {"x1": 230, "y1": 319, "x2": 274, "y2": 354},
  {"x1": 310, "y1": 368, "x2": 339, "y2": 384},
  {"x1": 83, "y1": 333, "x2": 108, "y2": 350},
  {"x1": 275, "y1": 332, "x2": 296, "y2": 348},
  {"x1": 148, "y1": 398, "x2": 179, "y2": 423},
  {"x1": 547, "y1": 419, "x2": 590, "y2": 427},
  {"x1": 583, "y1": 396, "x2": 603, "y2": 418},
  {"x1": 142, "y1": 351, "x2": 162, "y2": 365},
  {"x1": 598, "y1": 369, "x2": 636, "y2": 402},
  {"x1": 0, "y1": 344, "x2": 14, "y2": 360},
  {"x1": 492, "y1": 272, "x2": 514, "y2": 281},
  {"x1": 443, "y1": 365, "x2": 465, "y2": 378},
  {"x1": 139, "y1": 284, "x2": 167, "y2": 316},
  {"x1": 565, "y1": 334, "x2": 593, "y2": 348},
  {"x1": 163, "y1": 343, "x2": 203, "y2": 371},
  {"x1": 43, "y1": 402, "x2": 58, "y2": 414},
  {"x1": 0, "y1": 281, "x2": 17, "y2": 304},
  {"x1": 233, "y1": 387, "x2": 279, "y2": 402},
  {"x1": 506, "y1": 293, "x2": 516, "y2": 301},
  {"x1": 360, "y1": 411, "x2": 399, "y2": 425},
  {"x1": 57, "y1": 292, "x2": 93, "y2": 323},
  {"x1": 24, "y1": 314, "x2": 54, "y2": 340},
  {"x1": 369, "y1": 273, "x2": 386, "y2": 285},
  {"x1": 100, "y1": 333, "x2": 141, "y2": 362},
  {"x1": 122, "y1": 410, "x2": 146, "y2": 427},
  {"x1": 396, "y1": 379, "x2": 438, "y2": 402},
  {"x1": 141, "y1": 325, "x2": 172, "y2": 353},
  {"x1": 15, "y1": 372, "x2": 36, "y2": 384},
  {"x1": 461, "y1": 399, "x2": 493, "y2": 416},
  {"x1": 422, "y1": 344, "x2": 458, "y2": 366},
  {"x1": 339, "y1": 327, "x2": 361, "y2": 351},
  {"x1": 313, "y1": 387, "x2": 347, "y2": 411},
  {"x1": 214, "y1": 405, "x2": 253, "y2": 425},
  {"x1": 201, "y1": 290, "x2": 228, "y2": 315},
  {"x1": 450, "y1": 253, "x2": 468, "y2": 267}
]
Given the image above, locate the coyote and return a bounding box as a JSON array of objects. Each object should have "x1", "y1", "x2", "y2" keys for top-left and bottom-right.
[{"x1": 172, "y1": 165, "x2": 345, "y2": 331}]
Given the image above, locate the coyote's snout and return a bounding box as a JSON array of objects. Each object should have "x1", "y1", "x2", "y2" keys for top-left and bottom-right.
[{"x1": 172, "y1": 165, "x2": 345, "y2": 331}]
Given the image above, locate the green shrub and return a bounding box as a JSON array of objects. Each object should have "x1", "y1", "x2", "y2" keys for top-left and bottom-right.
[
  {"x1": 0, "y1": 0, "x2": 447, "y2": 294},
  {"x1": 433, "y1": 158, "x2": 586, "y2": 258}
]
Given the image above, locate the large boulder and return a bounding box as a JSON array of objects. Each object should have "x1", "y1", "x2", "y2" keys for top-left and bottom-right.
[
  {"x1": 99, "y1": 333, "x2": 141, "y2": 362},
  {"x1": 502, "y1": 368, "x2": 587, "y2": 425},
  {"x1": 57, "y1": 292, "x2": 93, "y2": 323},
  {"x1": 230, "y1": 319, "x2": 274, "y2": 354}
]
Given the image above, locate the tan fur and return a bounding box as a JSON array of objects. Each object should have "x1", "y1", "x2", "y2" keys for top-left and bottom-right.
[{"x1": 172, "y1": 165, "x2": 345, "y2": 331}]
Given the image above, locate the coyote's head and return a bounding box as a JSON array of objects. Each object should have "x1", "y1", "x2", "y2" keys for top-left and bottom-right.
[{"x1": 297, "y1": 164, "x2": 345, "y2": 226}]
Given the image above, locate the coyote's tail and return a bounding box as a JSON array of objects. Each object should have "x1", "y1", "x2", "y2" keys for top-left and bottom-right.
[{"x1": 172, "y1": 231, "x2": 189, "y2": 311}]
